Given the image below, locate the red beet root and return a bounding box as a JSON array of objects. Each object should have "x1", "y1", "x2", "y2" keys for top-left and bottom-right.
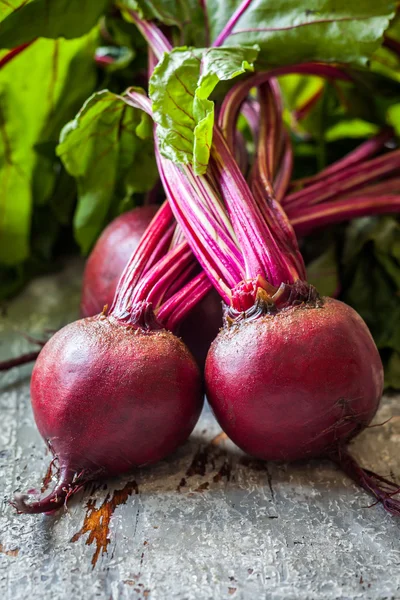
[
  {"x1": 13, "y1": 311, "x2": 203, "y2": 514},
  {"x1": 80, "y1": 206, "x2": 159, "y2": 317},
  {"x1": 81, "y1": 206, "x2": 222, "y2": 366},
  {"x1": 176, "y1": 288, "x2": 223, "y2": 368},
  {"x1": 206, "y1": 297, "x2": 383, "y2": 461}
]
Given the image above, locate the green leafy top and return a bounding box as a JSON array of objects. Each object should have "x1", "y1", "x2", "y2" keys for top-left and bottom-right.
[
  {"x1": 1, "y1": 0, "x2": 396, "y2": 176},
  {"x1": 150, "y1": 45, "x2": 258, "y2": 174},
  {"x1": 126, "y1": 0, "x2": 396, "y2": 66},
  {"x1": 341, "y1": 216, "x2": 400, "y2": 389},
  {"x1": 132, "y1": 0, "x2": 397, "y2": 173},
  {"x1": 0, "y1": 0, "x2": 110, "y2": 48},
  {"x1": 57, "y1": 90, "x2": 158, "y2": 253},
  {"x1": 0, "y1": 32, "x2": 98, "y2": 266}
]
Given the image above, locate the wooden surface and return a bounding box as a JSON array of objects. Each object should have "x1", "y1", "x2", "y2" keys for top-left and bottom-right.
[{"x1": 0, "y1": 260, "x2": 400, "y2": 600}]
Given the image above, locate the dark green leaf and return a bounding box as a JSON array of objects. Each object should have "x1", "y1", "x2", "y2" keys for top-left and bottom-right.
[
  {"x1": 0, "y1": 33, "x2": 97, "y2": 266},
  {"x1": 48, "y1": 167, "x2": 77, "y2": 226},
  {"x1": 105, "y1": 14, "x2": 144, "y2": 50},
  {"x1": 0, "y1": 0, "x2": 110, "y2": 48},
  {"x1": 57, "y1": 90, "x2": 157, "y2": 254},
  {"x1": 126, "y1": 0, "x2": 395, "y2": 66},
  {"x1": 341, "y1": 217, "x2": 400, "y2": 388}
]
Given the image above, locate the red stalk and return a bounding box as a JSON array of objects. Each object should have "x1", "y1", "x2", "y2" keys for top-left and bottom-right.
[
  {"x1": 213, "y1": 0, "x2": 253, "y2": 46},
  {"x1": 291, "y1": 194, "x2": 400, "y2": 237},
  {"x1": 219, "y1": 64, "x2": 350, "y2": 151},
  {"x1": 110, "y1": 201, "x2": 175, "y2": 317},
  {"x1": 132, "y1": 13, "x2": 304, "y2": 293},
  {"x1": 211, "y1": 126, "x2": 302, "y2": 285},
  {"x1": 105, "y1": 197, "x2": 212, "y2": 329},
  {"x1": 240, "y1": 99, "x2": 260, "y2": 145},
  {"x1": 0, "y1": 40, "x2": 35, "y2": 69},
  {"x1": 344, "y1": 177, "x2": 400, "y2": 197},
  {"x1": 273, "y1": 132, "x2": 293, "y2": 202},
  {"x1": 293, "y1": 86, "x2": 324, "y2": 121},
  {"x1": 156, "y1": 147, "x2": 242, "y2": 300},
  {"x1": 249, "y1": 81, "x2": 304, "y2": 278},
  {"x1": 158, "y1": 272, "x2": 212, "y2": 330},
  {"x1": 290, "y1": 128, "x2": 394, "y2": 190},
  {"x1": 130, "y1": 242, "x2": 195, "y2": 309},
  {"x1": 284, "y1": 149, "x2": 400, "y2": 211}
]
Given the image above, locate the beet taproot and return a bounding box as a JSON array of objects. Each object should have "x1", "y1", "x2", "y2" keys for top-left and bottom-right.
[
  {"x1": 14, "y1": 310, "x2": 203, "y2": 514},
  {"x1": 205, "y1": 297, "x2": 383, "y2": 461}
]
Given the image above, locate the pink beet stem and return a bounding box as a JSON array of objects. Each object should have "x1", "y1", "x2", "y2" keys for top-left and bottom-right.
[
  {"x1": 132, "y1": 242, "x2": 195, "y2": 308},
  {"x1": 212, "y1": 126, "x2": 302, "y2": 285},
  {"x1": 110, "y1": 201, "x2": 175, "y2": 316},
  {"x1": 273, "y1": 132, "x2": 293, "y2": 203},
  {"x1": 0, "y1": 40, "x2": 35, "y2": 69},
  {"x1": 293, "y1": 86, "x2": 324, "y2": 121},
  {"x1": 157, "y1": 272, "x2": 212, "y2": 330},
  {"x1": 213, "y1": 0, "x2": 253, "y2": 46},
  {"x1": 284, "y1": 149, "x2": 400, "y2": 211},
  {"x1": 291, "y1": 194, "x2": 400, "y2": 237},
  {"x1": 290, "y1": 128, "x2": 394, "y2": 190},
  {"x1": 219, "y1": 64, "x2": 350, "y2": 152}
]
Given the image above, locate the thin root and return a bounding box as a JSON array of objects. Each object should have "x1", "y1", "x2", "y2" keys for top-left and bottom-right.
[
  {"x1": 330, "y1": 447, "x2": 400, "y2": 517},
  {"x1": 0, "y1": 351, "x2": 41, "y2": 371},
  {"x1": 10, "y1": 468, "x2": 91, "y2": 515}
]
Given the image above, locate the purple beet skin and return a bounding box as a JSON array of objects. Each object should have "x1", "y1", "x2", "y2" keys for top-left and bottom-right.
[{"x1": 81, "y1": 206, "x2": 222, "y2": 366}]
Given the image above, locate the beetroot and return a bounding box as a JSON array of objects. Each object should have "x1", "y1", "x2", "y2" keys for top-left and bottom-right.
[
  {"x1": 177, "y1": 289, "x2": 223, "y2": 368},
  {"x1": 80, "y1": 205, "x2": 222, "y2": 367},
  {"x1": 205, "y1": 291, "x2": 400, "y2": 513},
  {"x1": 13, "y1": 311, "x2": 202, "y2": 514},
  {"x1": 205, "y1": 297, "x2": 383, "y2": 461},
  {"x1": 81, "y1": 205, "x2": 159, "y2": 317},
  {"x1": 13, "y1": 203, "x2": 205, "y2": 514}
]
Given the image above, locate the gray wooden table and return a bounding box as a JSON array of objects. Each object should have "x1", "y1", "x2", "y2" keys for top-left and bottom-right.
[{"x1": 0, "y1": 260, "x2": 399, "y2": 600}]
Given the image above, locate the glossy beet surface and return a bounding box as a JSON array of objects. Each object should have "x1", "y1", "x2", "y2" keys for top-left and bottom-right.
[
  {"x1": 176, "y1": 289, "x2": 223, "y2": 368},
  {"x1": 205, "y1": 298, "x2": 383, "y2": 462},
  {"x1": 32, "y1": 316, "x2": 203, "y2": 472},
  {"x1": 81, "y1": 206, "x2": 159, "y2": 317},
  {"x1": 80, "y1": 206, "x2": 222, "y2": 367},
  {"x1": 15, "y1": 315, "x2": 203, "y2": 513}
]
